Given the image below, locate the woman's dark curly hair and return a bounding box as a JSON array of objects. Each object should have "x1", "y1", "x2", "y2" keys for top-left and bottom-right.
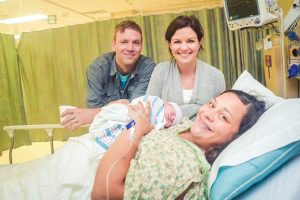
[{"x1": 205, "y1": 89, "x2": 266, "y2": 165}]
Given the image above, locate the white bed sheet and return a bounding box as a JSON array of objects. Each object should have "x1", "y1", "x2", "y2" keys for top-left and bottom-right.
[{"x1": 0, "y1": 133, "x2": 105, "y2": 200}]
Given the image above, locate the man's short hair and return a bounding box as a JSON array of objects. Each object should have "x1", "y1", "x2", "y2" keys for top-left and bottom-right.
[{"x1": 113, "y1": 20, "x2": 142, "y2": 41}]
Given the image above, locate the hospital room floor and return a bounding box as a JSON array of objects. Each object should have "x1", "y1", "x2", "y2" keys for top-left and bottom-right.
[{"x1": 0, "y1": 141, "x2": 66, "y2": 164}]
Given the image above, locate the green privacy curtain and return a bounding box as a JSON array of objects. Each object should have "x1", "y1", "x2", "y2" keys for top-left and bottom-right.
[
  {"x1": 1, "y1": 7, "x2": 268, "y2": 152},
  {"x1": 0, "y1": 33, "x2": 27, "y2": 155}
]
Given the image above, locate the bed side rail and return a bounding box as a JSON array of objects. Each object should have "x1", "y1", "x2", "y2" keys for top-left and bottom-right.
[{"x1": 3, "y1": 124, "x2": 89, "y2": 164}]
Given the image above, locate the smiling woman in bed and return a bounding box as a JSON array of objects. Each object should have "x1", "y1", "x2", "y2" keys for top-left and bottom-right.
[{"x1": 92, "y1": 90, "x2": 265, "y2": 200}]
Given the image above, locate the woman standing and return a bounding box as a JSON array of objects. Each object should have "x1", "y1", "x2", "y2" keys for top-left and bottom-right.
[{"x1": 146, "y1": 15, "x2": 225, "y2": 119}]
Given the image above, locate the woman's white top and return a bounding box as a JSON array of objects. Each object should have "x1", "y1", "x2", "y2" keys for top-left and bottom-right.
[{"x1": 182, "y1": 89, "x2": 193, "y2": 104}]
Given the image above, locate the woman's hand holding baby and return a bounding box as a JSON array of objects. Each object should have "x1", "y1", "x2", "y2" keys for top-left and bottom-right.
[{"x1": 128, "y1": 101, "x2": 154, "y2": 138}]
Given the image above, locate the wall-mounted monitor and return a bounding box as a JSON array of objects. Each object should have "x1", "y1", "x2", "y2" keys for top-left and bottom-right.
[{"x1": 224, "y1": 0, "x2": 278, "y2": 30}]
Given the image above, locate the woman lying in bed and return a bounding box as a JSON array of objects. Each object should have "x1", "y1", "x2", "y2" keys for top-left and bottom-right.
[
  {"x1": 0, "y1": 90, "x2": 265, "y2": 200},
  {"x1": 92, "y1": 90, "x2": 266, "y2": 200}
]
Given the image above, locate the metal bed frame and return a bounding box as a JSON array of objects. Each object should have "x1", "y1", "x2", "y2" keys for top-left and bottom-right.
[{"x1": 3, "y1": 124, "x2": 89, "y2": 164}]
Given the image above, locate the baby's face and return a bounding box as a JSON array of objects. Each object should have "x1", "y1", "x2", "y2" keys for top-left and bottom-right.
[{"x1": 164, "y1": 102, "x2": 176, "y2": 128}]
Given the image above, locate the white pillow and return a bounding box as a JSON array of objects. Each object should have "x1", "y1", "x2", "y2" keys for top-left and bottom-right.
[
  {"x1": 208, "y1": 70, "x2": 300, "y2": 200},
  {"x1": 232, "y1": 70, "x2": 283, "y2": 108}
]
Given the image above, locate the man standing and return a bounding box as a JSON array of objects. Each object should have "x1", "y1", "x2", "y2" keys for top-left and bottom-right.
[{"x1": 62, "y1": 20, "x2": 155, "y2": 130}]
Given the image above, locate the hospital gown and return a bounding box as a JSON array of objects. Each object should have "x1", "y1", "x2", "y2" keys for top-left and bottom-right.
[{"x1": 124, "y1": 119, "x2": 210, "y2": 200}]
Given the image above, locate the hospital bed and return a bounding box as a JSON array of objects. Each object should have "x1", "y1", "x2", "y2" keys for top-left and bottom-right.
[{"x1": 1, "y1": 70, "x2": 300, "y2": 200}]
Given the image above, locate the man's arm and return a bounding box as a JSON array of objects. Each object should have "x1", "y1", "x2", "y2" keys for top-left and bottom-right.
[
  {"x1": 61, "y1": 62, "x2": 104, "y2": 130},
  {"x1": 61, "y1": 99, "x2": 129, "y2": 131},
  {"x1": 86, "y1": 62, "x2": 106, "y2": 108},
  {"x1": 61, "y1": 107, "x2": 100, "y2": 130}
]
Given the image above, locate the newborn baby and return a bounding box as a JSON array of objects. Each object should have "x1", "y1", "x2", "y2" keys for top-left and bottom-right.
[{"x1": 89, "y1": 95, "x2": 183, "y2": 150}]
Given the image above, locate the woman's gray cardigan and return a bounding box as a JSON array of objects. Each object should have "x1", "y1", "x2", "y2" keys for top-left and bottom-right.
[{"x1": 146, "y1": 59, "x2": 226, "y2": 119}]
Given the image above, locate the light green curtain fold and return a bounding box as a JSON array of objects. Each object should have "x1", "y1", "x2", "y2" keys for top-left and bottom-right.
[
  {"x1": 17, "y1": 27, "x2": 99, "y2": 141},
  {"x1": 227, "y1": 28, "x2": 268, "y2": 85},
  {"x1": 1, "y1": 7, "x2": 269, "y2": 151},
  {"x1": 0, "y1": 33, "x2": 27, "y2": 155}
]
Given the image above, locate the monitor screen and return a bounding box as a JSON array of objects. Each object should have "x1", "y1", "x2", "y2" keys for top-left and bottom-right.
[{"x1": 226, "y1": 0, "x2": 259, "y2": 21}]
